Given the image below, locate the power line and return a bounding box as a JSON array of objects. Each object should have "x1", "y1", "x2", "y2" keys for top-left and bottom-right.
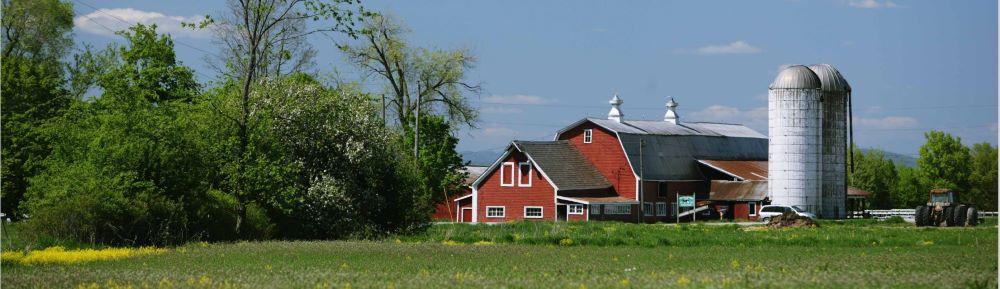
[
  {"x1": 473, "y1": 100, "x2": 998, "y2": 112},
  {"x1": 71, "y1": 0, "x2": 218, "y2": 80}
]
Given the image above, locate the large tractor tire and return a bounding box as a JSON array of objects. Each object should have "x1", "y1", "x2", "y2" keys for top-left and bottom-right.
[
  {"x1": 967, "y1": 207, "x2": 979, "y2": 226},
  {"x1": 953, "y1": 205, "x2": 968, "y2": 227},
  {"x1": 943, "y1": 206, "x2": 955, "y2": 227},
  {"x1": 915, "y1": 206, "x2": 928, "y2": 226}
]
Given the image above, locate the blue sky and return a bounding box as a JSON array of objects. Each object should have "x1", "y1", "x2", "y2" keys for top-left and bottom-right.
[{"x1": 72, "y1": 0, "x2": 997, "y2": 155}]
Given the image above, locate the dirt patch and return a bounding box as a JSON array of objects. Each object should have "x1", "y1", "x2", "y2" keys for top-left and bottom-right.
[{"x1": 767, "y1": 212, "x2": 819, "y2": 228}]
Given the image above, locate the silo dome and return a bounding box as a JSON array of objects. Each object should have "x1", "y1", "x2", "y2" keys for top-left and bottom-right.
[
  {"x1": 769, "y1": 65, "x2": 822, "y2": 89},
  {"x1": 808, "y1": 64, "x2": 851, "y2": 92}
]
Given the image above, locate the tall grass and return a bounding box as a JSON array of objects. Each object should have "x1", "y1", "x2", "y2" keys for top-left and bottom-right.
[{"x1": 401, "y1": 220, "x2": 996, "y2": 248}]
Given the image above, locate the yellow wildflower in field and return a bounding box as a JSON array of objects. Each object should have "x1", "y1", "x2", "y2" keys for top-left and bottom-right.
[
  {"x1": 473, "y1": 240, "x2": 494, "y2": 246},
  {"x1": 730, "y1": 259, "x2": 740, "y2": 269},
  {"x1": 2, "y1": 251, "x2": 25, "y2": 263},
  {"x1": 7, "y1": 246, "x2": 166, "y2": 265},
  {"x1": 676, "y1": 276, "x2": 691, "y2": 286},
  {"x1": 441, "y1": 240, "x2": 461, "y2": 246}
]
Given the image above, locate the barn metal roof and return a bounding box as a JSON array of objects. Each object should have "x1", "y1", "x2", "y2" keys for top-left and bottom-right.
[
  {"x1": 558, "y1": 196, "x2": 638, "y2": 205},
  {"x1": 619, "y1": 134, "x2": 769, "y2": 181},
  {"x1": 769, "y1": 65, "x2": 822, "y2": 89},
  {"x1": 462, "y1": 166, "x2": 488, "y2": 185},
  {"x1": 512, "y1": 141, "x2": 613, "y2": 191},
  {"x1": 808, "y1": 64, "x2": 851, "y2": 92},
  {"x1": 582, "y1": 118, "x2": 767, "y2": 138},
  {"x1": 847, "y1": 187, "x2": 871, "y2": 197},
  {"x1": 698, "y1": 160, "x2": 769, "y2": 181},
  {"x1": 709, "y1": 181, "x2": 768, "y2": 201}
]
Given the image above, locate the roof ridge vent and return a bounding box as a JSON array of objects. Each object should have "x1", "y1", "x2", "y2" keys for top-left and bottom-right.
[
  {"x1": 664, "y1": 97, "x2": 679, "y2": 124},
  {"x1": 608, "y1": 93, "x2": 624, "y2": 123}
]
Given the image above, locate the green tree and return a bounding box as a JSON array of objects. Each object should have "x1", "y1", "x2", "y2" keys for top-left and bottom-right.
[
  {"x1": 917, "y1": 131, "x2": 971, "y2": 197},
  {"x1": 848, "y1": 147, "x2": 898, "y2": 209},
  {"x1": 341, "y1": 14, "x2": 480, "y2": 128},
  {"x1": 402, "y1": 115, "x2": 467, "y2": 209},
  {"x1": 0, "y1": 0, "x2": 75, "y2": 219},
  {"x1": 892, "y1": 165, "x2": 927, "y2": 208},
  {"x1": 23, "y1": 24, "x2": 212, "y2": 245},
  {"x1": 968, "y1": 142, "x2": 997, "y2": 210}
]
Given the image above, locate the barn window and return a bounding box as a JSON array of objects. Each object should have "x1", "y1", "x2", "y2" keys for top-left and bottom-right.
[
  {"x1": 500, "y1": 162, "x2": 515, "y2": 187},
  {"x1": 643, "y1": 202, "x2": 654, "y2": 216},
  {"x1": 656, "y1": 202, "x2": 667, "y2": 216},
  {"x1": 748, "y1": 202, "x2": 757, "y2": 216},
  {"x1": 524, "y1": 206, "x2": 543, "y2": 219},
  {"x1": 568, "y1": 204, "x2": 584, "y2": 215},
  {"x1": 583, "y1": 129, "x2": 593, "y2": 143},
  {"x1": 486, "y1": 206, "x2": 505, "y2": 218},
  {"x1": 518, "y1": 162, "x2": 532, "y2": 187},
  {"x1": 589, "y1": 205, "x2": 600, "y2": 215},
  {"x1": 604, "y1": 204, "x2": 631, "y2": 215}
]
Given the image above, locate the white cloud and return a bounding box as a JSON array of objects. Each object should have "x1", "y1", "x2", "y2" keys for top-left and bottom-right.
[
  {"x1": 853, "y1": 116, "x2": 919, "y2": 129},
  {"x1": 74, "y1": 8, "x2": 210, "y2": 39},
  {"x1": 482, "y1": 94, "x2": 552, "y2": 105},
  {"x1": 676, "y1": 41, "x2": 763, "y2": 55},
  {"x1": 481, "y1": 107, "x2": 523, "y2": 114},
  {"x1": 847, "y1": 0, "x2": 899, "y2": 9}
]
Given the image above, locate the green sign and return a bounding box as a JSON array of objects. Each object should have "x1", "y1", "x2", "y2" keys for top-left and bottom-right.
[{"x1": 678, "y1": 196, "x2": 695, "y2": 208}]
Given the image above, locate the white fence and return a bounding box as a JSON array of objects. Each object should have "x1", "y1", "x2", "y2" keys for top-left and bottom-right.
[{"x1": 850, "y1": 209, "x2": 998, "y2": 220}]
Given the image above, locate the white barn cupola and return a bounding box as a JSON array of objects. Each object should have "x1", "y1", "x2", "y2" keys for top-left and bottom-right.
[
  {"x1": 664, "y1": 97, "x2": 679, "y2": 124},
  {"x1": 608, "y1": 93, "x2": 624, "y2": 122}
]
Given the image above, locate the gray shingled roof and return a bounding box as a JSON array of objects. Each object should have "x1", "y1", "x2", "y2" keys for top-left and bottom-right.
[{"x1": 512, "y1": 141, "x2": 613, "y2": 191}]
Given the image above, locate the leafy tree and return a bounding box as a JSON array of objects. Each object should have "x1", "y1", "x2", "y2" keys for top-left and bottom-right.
[
  {"x1": 206, "y1": 0, "x2": 367, "y2": 235},
  {"x1": 917, "y1": 131, "x2": 971, "y2": 197},
  {"x1": 968, "y1": 142, "x2": 997, "y2": 210},
  {"x1": 402, "y1": 115, "x2": 467, "y2": 208},
  {"x1": 0, "y1": 0, "x2": 75, "y2": 219},
  {"x1": 848, "y1": 147, "x2": 898, "y2": 209},
  {"x1": 23, "y1": 25, "x2": 212, "y2": 245},
  {"x1": 341, "y1": 14, "x2": 480, "y2": 128},
  {"x1": 892, "y1": 165, "x2": 927, "y2": 208}
]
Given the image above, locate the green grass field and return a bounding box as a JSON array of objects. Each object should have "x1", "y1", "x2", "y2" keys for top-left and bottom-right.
[{"x1": 3, "y1": 220, "x2": 997, "y2": 289}]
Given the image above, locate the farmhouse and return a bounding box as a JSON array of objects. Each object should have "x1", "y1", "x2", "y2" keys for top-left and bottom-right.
[{"x1": 450, "y1": 95, "x2": 786, "y2": 223}]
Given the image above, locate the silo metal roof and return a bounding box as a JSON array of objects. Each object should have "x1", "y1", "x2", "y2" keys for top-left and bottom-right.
[
  {"x1": 769, "y1": 65, "x2": 821, "y2": 89},
  {"x1": 808, "y1": 64, "x2": 851, "y2": 92}
]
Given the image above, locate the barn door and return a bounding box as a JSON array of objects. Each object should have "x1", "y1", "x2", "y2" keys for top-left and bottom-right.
[{"x1": 557, "y1": 205, "x2": 567, "y2": 221}]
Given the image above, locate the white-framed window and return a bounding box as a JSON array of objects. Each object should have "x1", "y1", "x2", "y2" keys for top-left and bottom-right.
[
  {"x1": 643, "y1": 202, "x2": 654, "y2": 216},
  {"x1": 500, "y1": 162, "x2": 515, "y2": 187},
  {"x1": 671, "y1": 202, "x2": 677, "y2": 217},
  {"x1": 583, "y1": 129, "x2": 593, "y2": 144},
  {"x1": 486, "y1": 206, "x2": 505, "y2": 218},
  {"x1": 589, "y1": 205, "x2": 600, "y2": 215},
  {"x1": 656, "y1": 202, "x2": 667, "y2": 216},
  {"x1": 568, "y1": 204, "x2": 584, "y2": 215},
  {"x1": 604, "y1": 204, "x2": 631, "y2": 215},
  {"x1": 518, "y1": 162, "x2": 532, "y2": 187},
  {"x1": 524, "y1": 206, "x2": 543, "y2": 219},
  {"x1": 748, "y1": 202, "x2": 757, "y2": 216}
]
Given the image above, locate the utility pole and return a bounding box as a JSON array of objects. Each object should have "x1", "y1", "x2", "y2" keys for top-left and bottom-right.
[
  {"x1": 414, "y1": 94, "x2": 420, "y2": 159},
  {"x1": 638, "y1": 139, "x2": 644, "y2": 224}
]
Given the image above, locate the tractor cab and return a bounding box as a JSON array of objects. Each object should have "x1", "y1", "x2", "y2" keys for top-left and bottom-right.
[{"x1": 928, "y1": 189, "x2": 955, "y2": 206}]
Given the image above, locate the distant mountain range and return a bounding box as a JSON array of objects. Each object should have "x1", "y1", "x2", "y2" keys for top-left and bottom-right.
[
  {"x1": 860, "y1": 148, "x2": 918, "y2": 167},
  {"x1": 460, "y1": 148, "x2": 918, "y2": 168},
  {"x1": 461, "y1": 150, "x2": 504, "y2": 166}
]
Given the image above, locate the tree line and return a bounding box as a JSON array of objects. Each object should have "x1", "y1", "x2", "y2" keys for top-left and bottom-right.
[
  {"x1": 2, "y1": 0, "x2": 475, "y2": 245},
  {"x1": 849, "y1": 131, "x2": 997, "y2": 211}
]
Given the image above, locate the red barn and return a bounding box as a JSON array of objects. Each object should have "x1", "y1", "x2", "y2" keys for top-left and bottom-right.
[{"x1": 461, "y1": 95, "x2": 772, "y2": 223}]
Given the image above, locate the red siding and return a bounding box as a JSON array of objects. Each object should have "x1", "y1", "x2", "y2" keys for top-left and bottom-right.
[
  {"x1": 558, "y1": 122, "x2": 637, "y2": 200},
  {"x1": 431, "y1": 189, "x2": 471, "y2": 221},
  {"x1": 476, "y1": 150, "x2": 555, "y2": 222}
]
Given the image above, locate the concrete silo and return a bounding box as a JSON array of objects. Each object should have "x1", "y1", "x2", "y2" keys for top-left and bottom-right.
[
  {"x1": 809, "y1": 64, "x2": 851, "y2": 219},
  {"x1": 768, "y1": 65, "x2": 823, "y2": 214}
]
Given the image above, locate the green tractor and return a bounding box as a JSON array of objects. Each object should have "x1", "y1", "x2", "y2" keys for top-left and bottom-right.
[{"x1": 914, "y1": 189, "x2": 979, "y2": 227}]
